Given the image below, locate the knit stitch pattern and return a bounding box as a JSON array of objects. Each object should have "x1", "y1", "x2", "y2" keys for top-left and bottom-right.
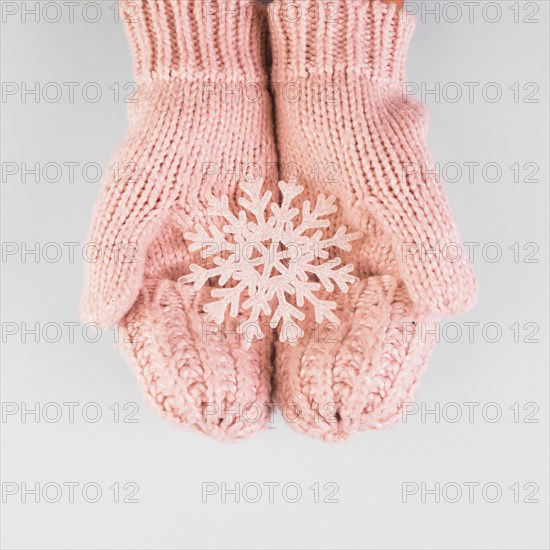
[
  {"x1": 82, "y1": 0, "x2": 277, "y2": 440},
  {"x1": 268, "y1": 0, "x2": 477, "y2": 440}
]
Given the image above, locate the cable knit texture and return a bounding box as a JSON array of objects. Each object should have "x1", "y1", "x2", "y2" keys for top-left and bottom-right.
[
  {"x1": 269, "y1": 0, "x2": 477, "y2": 441},
  {"x1": 82, "y1": 0, "x2": 277, "y2": 440}
]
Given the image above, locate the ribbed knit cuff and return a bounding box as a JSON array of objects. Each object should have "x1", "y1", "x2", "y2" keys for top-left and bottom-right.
[
  {"x1": 122, "y1": 0, "x2": 267, "y2": 82},
  {"x1": 269, "y1": 0, "x2": 415, "y2": 82}
]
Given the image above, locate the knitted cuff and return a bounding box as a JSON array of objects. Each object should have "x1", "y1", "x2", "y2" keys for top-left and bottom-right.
[
  {"x1": 269, "y1": 0, "x2": 414, "y2": 82},
  {"x1": 122, "y1": 0, "x2": 267, "y2": 82}
]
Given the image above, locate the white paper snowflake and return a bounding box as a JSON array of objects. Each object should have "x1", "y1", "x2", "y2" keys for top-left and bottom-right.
[{"x1": 179, "y1": 177, "x2": 362, "y2": 349}]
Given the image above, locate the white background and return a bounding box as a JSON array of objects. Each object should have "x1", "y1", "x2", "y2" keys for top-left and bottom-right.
[{"x1": 1, "y1": 1, "x2": 549, "y2": 549}]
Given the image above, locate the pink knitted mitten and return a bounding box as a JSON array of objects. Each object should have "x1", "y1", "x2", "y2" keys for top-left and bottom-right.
[
  {"x1": 82, "y1": 0, "x2": 277, "y2": 440},
  {"x1": 268, "y1": 0, "x2": 477, "y2": 440}
]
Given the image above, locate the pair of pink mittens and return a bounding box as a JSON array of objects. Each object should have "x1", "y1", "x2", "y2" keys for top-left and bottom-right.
[{"x1": 82, "y1": 0, "x2": 477, "y2": 441}]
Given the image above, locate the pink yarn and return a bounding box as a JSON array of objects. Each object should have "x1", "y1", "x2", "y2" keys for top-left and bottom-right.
[
  {"x1": 82, "y1": 0, "x2": 278, "y2": 440},
  {"x1": 268, "y1": 0, "x2": 477, "y2": 441},
  {"x1": 82, "y1": 0, "x2": 477, "y2": 442}
]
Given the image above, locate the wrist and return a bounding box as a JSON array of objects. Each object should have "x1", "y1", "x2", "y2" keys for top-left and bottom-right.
[
  {"x1": 123, "y1": 0, "x2": 267, "y2": 83},
  {"x1": 268, "y1": 0, "x2": 414, "y2": 82}
]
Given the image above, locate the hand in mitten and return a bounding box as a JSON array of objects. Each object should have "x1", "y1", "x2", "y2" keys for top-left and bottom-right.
[
  {"x1": 268, "y1": 0, "x2": 477, "y2": 440},
  {"x1": 82, "y1": 0, "x2": 278, "y2": 440}
]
